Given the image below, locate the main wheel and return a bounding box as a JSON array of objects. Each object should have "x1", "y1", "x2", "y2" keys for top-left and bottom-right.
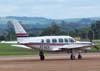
[
  {"x1": 39, "y1": 51, "x2": 45, "y2": 60},
  {"x1": 40, "y1": 55, "x2": 45, "y2": 60}
]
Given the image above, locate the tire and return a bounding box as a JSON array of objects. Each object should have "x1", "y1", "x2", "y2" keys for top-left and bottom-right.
[
  {"x1": 40, "y1": 55, "x2": 45, "y2": 60},
  {"x1": 70, "y1": 54, "x2": 75, "y2": 60},
  {"x1": 39, "y1": 51, "x2": 45, "y2": 60},
  {"x1": 78, "y1": 54, "x2": 82, "y2": 59}
]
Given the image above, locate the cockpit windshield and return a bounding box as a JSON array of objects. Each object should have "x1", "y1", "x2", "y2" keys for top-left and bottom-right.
[{"x1": 69, "y1": 38, "x2": 75, "y2": 43}]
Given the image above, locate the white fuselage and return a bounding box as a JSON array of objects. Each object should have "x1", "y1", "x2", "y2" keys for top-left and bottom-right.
[{"x1": 17, "y1": 36, "x2": 91, "y2": 51}]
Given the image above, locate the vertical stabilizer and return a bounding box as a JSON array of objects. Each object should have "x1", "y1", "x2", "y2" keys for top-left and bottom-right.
[{"x1": 11, "y1": 21, "x2": 29, "y2": 37}]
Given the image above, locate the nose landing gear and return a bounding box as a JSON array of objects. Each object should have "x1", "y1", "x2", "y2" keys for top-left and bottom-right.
[
  {"x1": 78, "y1": 52, "x2": 82, "y2": 59},
  {"x1": 70, "y1": 49, "x2": 76, "y2": 60},
  {"x1": 70, "y1": 49, "x2": 82, "y2": 60},
  {"x1": 70, "y1": 54, "x2": 75, "y2": 60}
]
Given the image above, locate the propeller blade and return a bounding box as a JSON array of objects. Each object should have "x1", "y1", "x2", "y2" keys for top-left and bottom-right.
[{"x1": 94, "y1": 46, "x2": 99, "y2": 50}]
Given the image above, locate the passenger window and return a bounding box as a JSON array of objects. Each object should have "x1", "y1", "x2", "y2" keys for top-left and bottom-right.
[
  {"x1": 41, "y1": 39, "x2": 44, "y2": 43},
  {"x1": 46, "y1": 39, "x2": 50, "y2": 43},
  {"x1": 52, "y1": 39, "x2": 57, "y2": 43},
  {"x1": 64, "y1": 39, "x2": 68, "y2": 43},
  {"x1": 59, "y1": 38, "x2": 63, "y2": 43}
]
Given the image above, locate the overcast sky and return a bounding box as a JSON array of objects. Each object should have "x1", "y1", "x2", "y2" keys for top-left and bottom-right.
[{"x1": 0, "y1": 0, "x2": 100, "y2": 19}]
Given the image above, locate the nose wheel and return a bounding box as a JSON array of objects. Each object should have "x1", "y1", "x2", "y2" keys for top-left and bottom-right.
[
  {"x1": 70, "y1": 54, "x2": 75, "y2": 60},
  {"x1": 70, "y1": 49, "x2": 82, "y2": 60},
  {"x1": 78, "y1": 53, "x2": 82, "y2": 59},
  {"x1": 39, "y1": 51, "x2": 45, "y2": 60},
  {"x1": 70, "y1": 49, "x2": 76, "y2": 60}
]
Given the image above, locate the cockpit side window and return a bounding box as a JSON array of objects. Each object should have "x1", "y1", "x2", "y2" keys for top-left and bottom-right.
[
  {"x1": 59, "y1": 38, "x2": 63, "y2": 43},
  {"x1": 46, "y1": 39, "x2": 50, "y2": 43},
  {"x1": 52, "y1": 39, "x2": 57, "y2": 43}
]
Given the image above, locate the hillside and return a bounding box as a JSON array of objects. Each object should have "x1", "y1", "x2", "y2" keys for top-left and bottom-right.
[
  {"x1": 0, "y1": 16, "x2": 99, "y2": 36},
  {"x1": 0, "y1": 16, "x2": 98, "y2": 29}
]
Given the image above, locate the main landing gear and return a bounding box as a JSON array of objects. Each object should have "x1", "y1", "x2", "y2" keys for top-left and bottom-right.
[
  {"x1": 39, "y1": 51, "x2": 45, "y2": 60},
  {"x1": 39, "y1": 50, "x2": 82, "y2": 60}
]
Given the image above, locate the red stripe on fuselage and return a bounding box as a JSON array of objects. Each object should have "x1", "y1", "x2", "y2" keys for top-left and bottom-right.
[
  {"x1": 22, "y1": 43, "x2": 65, "y2": 46},
  {"x1": 16, "y1": 33, "x2": 28, "y2": 37}
]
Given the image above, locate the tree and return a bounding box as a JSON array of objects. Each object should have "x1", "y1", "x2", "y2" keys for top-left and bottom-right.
[
  {"x1": 41, "y1": 21, "x2": 61, "y2": 36},
  {"x1": 88, "y1": 30, "x2": 93, "y2": 42},
  {"x1": 0, "y1": 36, "x2": 5, "y2": 41},
  {"x1": 91, "y1": 21, "x2": 100, "y2": 39},
  {"x1": 7, "y1": 21, "x2": 16, "y2": 40}
]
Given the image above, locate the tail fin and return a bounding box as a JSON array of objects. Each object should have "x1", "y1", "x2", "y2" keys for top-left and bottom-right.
[{"x1": 11, "y1": 21, "x2": 29, "y2": 37}]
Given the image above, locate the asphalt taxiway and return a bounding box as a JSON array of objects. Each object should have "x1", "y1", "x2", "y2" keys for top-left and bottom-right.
[{"x1": 0, "y1": 53, "x2": 100, "y2": 71}]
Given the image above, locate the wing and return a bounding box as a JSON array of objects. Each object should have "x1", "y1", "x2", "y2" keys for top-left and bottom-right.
[
  {"x1": 59, "y1": 41, "x2": 96, "y2": 49},
  {"x1": 61, "y1": 44, "x2": 93, "y2": 49}
]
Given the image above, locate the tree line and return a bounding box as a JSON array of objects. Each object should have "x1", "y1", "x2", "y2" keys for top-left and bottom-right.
[{"x1": 0, "y1": 20, "x2": 100, "y2": 41}]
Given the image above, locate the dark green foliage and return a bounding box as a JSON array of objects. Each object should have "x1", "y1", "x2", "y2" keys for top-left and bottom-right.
[
  {"x1": 91, "y1": 21, "x2": 100, "y2": 39},
  {"x1": 41, "y1": 21, "x2": 62, "y2": 36},
  {"x1": 7, "y1": 21, "x2": 16, "y2": 40},
  {"x1": 0, "y1": 36, "x2": 5, "y2": 41},
  {"x1": 88, "y1": 30, "x2": 94, "y2": 42}
]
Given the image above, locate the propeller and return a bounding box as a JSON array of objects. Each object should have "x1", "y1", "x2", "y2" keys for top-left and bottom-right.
[
  {"x1": 94, "y1": 45, "x2": 99, "y2": 50},
  {"x1": 92, "y1": 40, "x2": 100, "y2": 51}
]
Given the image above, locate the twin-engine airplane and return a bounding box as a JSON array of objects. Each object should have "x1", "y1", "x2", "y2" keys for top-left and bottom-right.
[{"x1": 11, "y1": 21, "x2": 97, "y2": 60}]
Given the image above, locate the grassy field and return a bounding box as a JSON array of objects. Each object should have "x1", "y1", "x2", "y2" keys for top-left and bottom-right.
[
  {"x1": 0, "y1": 43, "x2": 99, "y2": 56},
  {"x1": 0, "y1": 43, "x2": 35, "y2": 56}
]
